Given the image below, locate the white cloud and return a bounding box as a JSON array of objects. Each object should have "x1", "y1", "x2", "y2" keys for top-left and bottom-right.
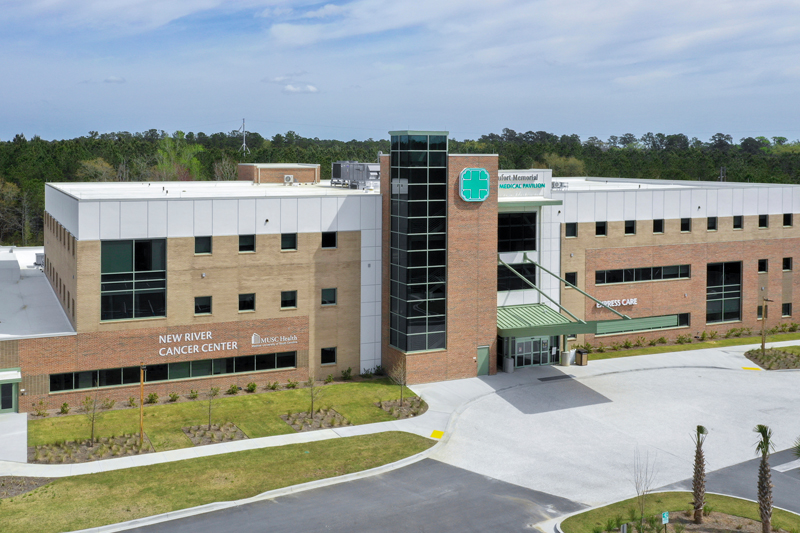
[
  {"x1": 302, "y1": 4, "x2": 345, "y2": 19},
  {"x1": 283, "y1": 84, "x2": 318, "y2": 93}
]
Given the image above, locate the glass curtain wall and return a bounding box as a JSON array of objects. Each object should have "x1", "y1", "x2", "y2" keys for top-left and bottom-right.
[
  {"x1": 706, "y1": 262, "x2": 742, "y2": 323},
  {"x1": 101, "y1": 239, "x2": 167, "y2": 320},
  {"x1": 389, "y1": 131, "x2": 448, "y2": 352}
]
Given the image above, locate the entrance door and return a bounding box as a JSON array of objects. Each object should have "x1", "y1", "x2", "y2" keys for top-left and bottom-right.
[
  {"x1": 513, "y1": 336, "x2": 557, "y2": 368},
  {"x1": 477, "y1": 346, "x2": 490, "y2": 376},
  {"x1": 0, "y1": 383, "x2": 14, "y2": 413}
]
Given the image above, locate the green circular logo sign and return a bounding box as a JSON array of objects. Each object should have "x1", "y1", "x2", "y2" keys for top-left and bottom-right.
[{"x1": 459, "y1": 168, "x2": 490, "y2": 202}]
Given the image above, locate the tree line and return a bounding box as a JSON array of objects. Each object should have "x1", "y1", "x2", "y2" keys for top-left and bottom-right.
[{"x1": 1, "y1": 128, "x2": 799, "y2": 246}]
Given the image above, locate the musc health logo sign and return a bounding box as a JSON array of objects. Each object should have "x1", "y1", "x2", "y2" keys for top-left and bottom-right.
[{"x1": 459, "y1": 168, "x2": 490, "y2": 202}]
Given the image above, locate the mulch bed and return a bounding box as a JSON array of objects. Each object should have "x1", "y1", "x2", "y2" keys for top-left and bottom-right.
[
  {"x1": 182, "y1": 423, "x2": 248, "y2": 446},
  {"x1": 280, "y1": 408, "x2": 352, "y2": 432},
  {"x1": 744, "y1": 348, "x2": 800, "y2": 370},
  {"x1": 28, "y1": 433, "x2": 154, "y2": 464},
  {"x1": 375, "y1": 396, "x2": 427, "y2": 419},
  {"x1": 0, "y1": 476, "x2": 54, "y2": 499},
  {"x1": 659, "y1": 510, "x2": 792, "y2": 533}
]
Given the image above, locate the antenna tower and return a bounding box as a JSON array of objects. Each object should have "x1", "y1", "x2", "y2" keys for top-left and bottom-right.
[{"x1": 239, "y1": 118, "x2": 250, "y2": 155}]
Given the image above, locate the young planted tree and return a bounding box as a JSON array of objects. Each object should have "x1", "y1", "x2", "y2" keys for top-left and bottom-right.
[
  {"x1": 81, "y1": 392, "x2": 114, "y2": 446},
  {"x1": 306, "y1": 376, "x2": 325, "y2": 415},
  {"x1": 207, "y1": 386, "x2": 220, "y2": 431},
  {"x1": 631, "y1": 448, "x2": 658, "y2": 526},
  {"x1": 754, "y1": 424, "x2": 775, "y2": 533},
  {"x1": 692, "y1": 425, "x2": 709, "y2": 524},
  {"x1": 389, "y1": 358, "x2": 408, "y2": 405}
]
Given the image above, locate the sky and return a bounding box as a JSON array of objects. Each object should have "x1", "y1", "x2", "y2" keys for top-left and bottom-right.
[{"x1": 2, "y1": 0, "x2": 800, "y2": 143}]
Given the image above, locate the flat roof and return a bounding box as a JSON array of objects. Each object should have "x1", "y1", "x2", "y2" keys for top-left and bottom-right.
[
  {"x1": 0, "y1": 247, "x2": 75, "y2": 341},
  {"x1": 556, "y1": 177, "x2": 794, "y2": 192},
  {"x1": 48, "y1": 181, "x2": 380, "y2": 201}
]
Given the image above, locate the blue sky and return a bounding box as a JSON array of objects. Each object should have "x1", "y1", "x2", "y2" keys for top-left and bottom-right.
[{"x1": 2, "y1": 0, "x2": 800, "y2": 143}]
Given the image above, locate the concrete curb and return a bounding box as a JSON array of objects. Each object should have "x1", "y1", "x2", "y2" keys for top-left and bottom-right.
[{"x1": 546, "y1": 490, "x2": 800, "y2": 533}]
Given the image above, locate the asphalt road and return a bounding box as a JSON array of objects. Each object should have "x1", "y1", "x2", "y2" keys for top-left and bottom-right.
[
  {"x1": 664, "y1": 448, "x2": 800, "y2": 514},
  {"x1": 127, "y1": 459, "x2": 585, "y2": 533}
]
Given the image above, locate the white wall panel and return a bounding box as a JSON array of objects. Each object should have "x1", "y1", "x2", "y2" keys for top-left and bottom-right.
[
  {"x1": 664, "y1": 191, "x2": 680, "y2": 219},
  {"x1": 297, "y1": 198, "x2": 321, "y2": 233},
  {"x1": 679, "y1": 190, "x2": 692, "y2": 218},
  {"x1": 769, "y1": 188, "x2": 784, "y2": 214},
  {"x1": 193, "y1": 200, "x2": 213, "y2": 236},
  {"x1": 320, "y1": 198, "x2": 338, "y2": 231},
  {"x1": 717, "y1": 189, "x2": 733, "y2": 217},
  {"x1": 594, "y1": 192, "x2": 608, "y2": 221},
  {"x1": 98, "y1": 202, "x2": 120, "y2": 240},
  {"x1": 607, "y1": 192, "x2": 624, "y2": 221},
  {"x1": 733, "y1": 189, "x2": 747, "y2": 215},
  {"x1": 212, "y1": 200, "x2": 238, "y2": 236},
  {"x1": 498, "y1": 291, "x2": 525, "y2": 306},
  {"x1": 652, "y1": 190, "x2": 664, "y2": 219},
  {"x1": 119, "y1": 201, "x2": 148, "y2": 239},
  {"x1": 623, "y1": 191, "x2": 637, "y2": 220},
  {"x1": 77, "y1": 202, "x2": 100, "y2": 241},
  {"x1": 758, "y1": 188, "x2": 769, "y2": 215},
  {"x1": 338, "y1": 197, "x2": 361, "y2": 231},
  {"x1": 167, "y1": 200, "x2": 193, "y2": 237},
  {"x1": 691, "y1": 189, "x2": 706, "y2": 218},
  {"x1": 576, "y1": 193, "x2": 595, "y2": 223},
  {"x1": 360, "y1": 197, "x2": 377, "y2": 229},
  {"x1": 147, "y1": 201, "x2": 167, "y2": 238},
  {"x1": 280, "y1": 198, "x2": 298, "y2": 233},
  {"x1": 794, "y1": 187, "x2": 800, "y2": 214},
  {"x1": 255, "y1": 198, "x2": 281, "y2": 235},
  {"x1": 564, "y1": 194, "x2": 578, "y2": 223},
  {"x1": 360, "y1": 316, "x2": 375, "y2": 343},
  {"x1": 782, "y1": 187, "x2": 793, "y2": 213},
  {"x1": 361, "y1": 284, "x2": 376, "y2": 304},
  {"x1": 362, "y1": 228, "x2": 377, "y2": 248},
  {"x1": 237, "y1": 199, "x2": 256, "y2": 235},
  {"x1": 706, "y1": 189, "x2": 718, "y2": 217},
  {"x1": 45, "y1": 186, "x2": 80, "y2": 238},
  {"x1": 636, "y1": 191, "x2": 653, "y2": 220}
]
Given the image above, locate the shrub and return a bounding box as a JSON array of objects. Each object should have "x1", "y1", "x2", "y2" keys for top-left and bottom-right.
[
  {"x1": 32, "y1": 399, "x2": 49, "y2": 417},
  {"x1": 245, "y1": 382, "x2": 257, "y2": 393},
  {"x1": 267, "y1": 381, "x2": 280, "y2": 390},
  {"x1": 648, "y1": 339, "x2": 657, "y2": 346},
  {"x1": 633, "y1": 336, "x2": 645, "y2": 348},
  {"x1": 226, "y1": 384, "x2": 239, "y2": 395},
  {"x1": 188, "y1": 389, "x2": 199, "y2": 400},
  {"x1": 789, "y1": 322, "x2": 799, "y2": 332},
  {"x1": 325, "y1": 374, "x2": 334, "y2": 384},
  {"x1": 610, "y1": 342, "x2": 621, "y2": 351},
  {"x1": 168, "y1": 393, "x2": 179, "y2": 402},
  {"x1": 656, "y1": 336, "x2": 668, "y2": 344},
  {"x1": 360, "y1": 368, "x2": 374, "y2": 379},
  {"x1": 373, "y1": 365, "x2": 386, "y2": 376},
  {"x1": 145, "y1": 392, "x2": 159, "y2": 404},
  {"x1": 127, "y1": 397, "x2": 137, "y2": 407},
  {"x1": 708, "y1": 330, "x2": 718, "y2": 339},
  {"x1": 622, "y1": 339, "x2": 633, "y2": 349},
  {"x1": 596, "y1": 343, "x2": 606, "y2": 353},
  {"x1": 769, "y1": 325, "x2": 779, "y2": 335},
  {"x1": 699, "y1": 330, "x2": 707, "y2": 341},
  {"x1": 101, "y1": 398, "x2": 116, "y2": 410},
  {"x1": 674, "y1": 524, "x2": 685, "y2": 533},
  {"x1": 676, "y1": 334, "x2": 692, "y2": 344},
  {"x1": 606, "y1": 518, "x2": 616, "y2": 533},
  {"x1": 341, "y1": 367, "x2": 353, "y2": 381},
  {"x1": 583, "y1": 343, "x2": 594, "y2": 354},
  {"x1": 742, "y1": 327, "x2": 752, "y2": 336},
  {"x1": 286, "y1": 379, "x2": 298, "y2": 389}
]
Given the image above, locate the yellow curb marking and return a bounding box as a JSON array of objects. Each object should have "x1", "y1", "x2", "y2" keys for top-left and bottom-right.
[
  {"x1": 742, "y1": 367, "x2": 762, "y2": 371},
  {"x1": 431, "y1": 430, "x2": 444, "y2": 439}
]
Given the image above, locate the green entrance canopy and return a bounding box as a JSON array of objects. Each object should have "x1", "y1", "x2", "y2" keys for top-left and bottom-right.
[{"x1": 497, "y1": 304, "x2": 597, "y2": 338}]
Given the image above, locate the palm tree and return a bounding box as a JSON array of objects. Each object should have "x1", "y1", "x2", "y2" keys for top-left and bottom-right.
[
  {"x1": 753, "y1": 424, "x2": 774, "y2": 533},
  {"x1": 692, "y1": 425, "x2": 709, "y2": 524},
  {"x1": 793, "y1": 435, "x2": 800, "y2": 460}
]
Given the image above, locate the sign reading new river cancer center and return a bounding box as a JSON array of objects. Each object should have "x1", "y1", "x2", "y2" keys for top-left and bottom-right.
[{"x1": 157, "y1": 329, "x2": 298, "y2": 356}]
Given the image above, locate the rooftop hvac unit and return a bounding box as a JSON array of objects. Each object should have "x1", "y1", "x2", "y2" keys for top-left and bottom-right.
[{"x1": 283, "y1": 175, "x2": 294, "y2": 185}]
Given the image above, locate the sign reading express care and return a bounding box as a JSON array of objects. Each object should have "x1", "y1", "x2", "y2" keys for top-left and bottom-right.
[{"x1": 596, "y1": 298, "x2": 638, "y2": 308}]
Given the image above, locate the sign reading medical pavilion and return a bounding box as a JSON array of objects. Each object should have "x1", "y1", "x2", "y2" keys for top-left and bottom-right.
[
  {"x1": 498, "y1": 169, "x2": 552, "y2": 198},
  {"x1": 459, "y1": 168, "x2": 490, "y2": 202}
]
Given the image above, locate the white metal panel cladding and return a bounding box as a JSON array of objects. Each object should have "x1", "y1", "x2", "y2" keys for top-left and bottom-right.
[
  {"x1": 279, "y1": 198, "x2": 299, "y2": 233},
  {"x1": 782, "y1": 187, "x2": 793, "y2": 213},
  {"x1": 237, "y1": 199, "x2": 256, "y2": 235},
  {"x1": 664, "y1": 190, "x2": 680, "y2": 219},
  {"x1": 577, "y1": 192, "x2": 594, "y2": 223},
  {"x1": 733, "y1": 188, "x2": 748, "y2": 215},
  {"x1": 193, "y1": 200, "x2": 213, "y2": 236},
  {"x1": 98, "y1": 202, "x2": 120, "y2": 240},
  {"x1": 255, "y1": 198, "x2": 281, "y2": 235},
  {"x1": 691, "y1": 189, "x2": 706, "y2": 218},
  {"x1": 717, "y1": 188, "x2": 733, "y2": 217},
  {"x1": 360, "y1": 196, "x2": 376, "y2": 229},
  {"x1": 607, "y1": 192, "x2": 624, "y2": 221},
  {"x1": 706, "y1": 189, "x2": 718, "y2": 217},
  {"x1": 320, "y1": 197, "x2": 338, "y2": 231},
  {"x1": 212, "y1": 199, "x2": 238, "y2": 236},
  {"x1": 794, "y1": 187, "x2": 800, "y2": 214},
  {"x1": 338, "y1": 197, "x2": 361, "y2": 231},
  {"x1": 296, "y1": 198, "x2": 321, "y2": 233},
  {"x1": 147, "y1": 201, "x2": 168, "y2": 238},
  {"x1": 167, "y1": 200, "x2": 193, "y2": 237},
  {"x1": 652, "y1": 190, "x2": 665, "y2": 219},
  {"x1": 594, "y1": 192, "x2": 608, "y2": 221},
  {"x1": 623, "y1": 191, "x2": 637, "y2": 220},
  {"x1": 758, "y1": 188, "x2": 770, "y2": 215},
  {"x1": 77, "y1": 201, "x2": 100, "y2": 241},
  {"x1": 769, "y1": 187, "x2": 784, "y2": 214},
  {"x1": 635, "y1": 190, "x2": 652, "y2": 221},
  {"x1": 119, "y1": 201, "x2": 148, "y2": 239},
  {"x1": 45, "y1": 186, "x2": 80, "y2": 238},
  {"x1": 679, "y1": 190, "x2": 692, "y2": 218}
]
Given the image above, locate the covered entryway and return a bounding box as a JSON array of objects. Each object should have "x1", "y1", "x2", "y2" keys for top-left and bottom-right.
[{"x1": 0, "y1": 369, "x2": 20, "y2": 414}]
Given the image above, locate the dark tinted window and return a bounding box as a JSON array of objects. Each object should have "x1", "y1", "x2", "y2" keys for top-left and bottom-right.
[
  {"x1": 565, "y1": 223, "x2": 577, "y2": 238},
  {"x1": 195, "y1": 236, "x2": 212, "y2": 254},
  {"x1": 681, "y1": 218, "x2": 691, "y2": 232},
  {"x1": 596, "y1": 221, "x2": 607, "y2": 236},
  {"x1": 653, "y1": 219, "x2": 664, "y2": 233},
  {"x1": 733, "y1": 216, "x2": 743, "y2": 229},
  {"x1": 783, "y1": 257, "x2": 793, "y2": 271},
  {"x1": 239, "y1": 293, "x2": 255, "y2": 311},
  {"x1": 784, "y1": 213, "x2": 793, "y2": 227},
  {"x1": 195, "y1": 296, "x2": 212, "y2": 314},
  {"x1": 498, "y1": 213, "x2": 536, "y2": 252},
  {"x1": 239, "y1": 234, "x2": 256, "y2": 252},
  {"x1": 759, "y1": 214, "x2": 769, "y2": 228},
  {"x1": 625, "y1": 220, "x2": 636, "y2": 235},
  {"x1": 321, "y1": 347, "x2": 337, "y2": 365},
  {"x1": 322, "y1": 232, "x2": 337, "y2": 248},
  {"x1": 707, "y1": 217, "x2": 717, "y2": 231},
  {"x1": 321, "y1": 288, "x2": 337, "y2": 305},
  {"x1": 565, "y1": 272, "x2": 577, "y2": 287},
  {"x1": 281, "y1": 233, "x2": 297, "y2": 250},
  {"x1": 281, "y1": 290, "x2": 297, "y2": 308}
]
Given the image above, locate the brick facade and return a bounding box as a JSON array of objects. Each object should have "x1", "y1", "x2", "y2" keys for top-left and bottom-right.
[
  {"x1": 380, "y1": 154, "x2": 499, "y2": 384},
  {"x1": 238, "y1": 164, "x2": 320, "y2": 184}
]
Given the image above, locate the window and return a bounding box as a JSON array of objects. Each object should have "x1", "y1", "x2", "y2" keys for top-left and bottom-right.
[
  {"x1": 733, "y1": 216, "x2": 743, "y2": 230},
  {"x1": 322, "y1": 232, "x2": 337, "y2": 249},
  {"x1": 596, "y1": 221, "x2": 607, "y2": 236},
  {"x1": 783, "y1": 303, "x2": 792, "y2": 317},
  {"x1": 757, "y1": 305, "x2": 763, "y2": 319},
  {"x1": 783, "y1": 257, "x2": 793, "y2": 271},
  {"x1": 564, "y1": 272, "x2": 577, "y2": 287},
  {"x1": 321, "y1": 288, "x2": 337, "y2": 306},
  {"x1": 681, "y1": 218, "x2": 691, "y2": 232},
  {"x1": 706, "y1": 262, "x2": 741, "y2": 323},
  {"x1": 784, "y1": 213, "x2": 793, "y2": 227},
  {"x1": 239, "y1": 293, "x2": 255, "y2": 312},
  {"x1": 759, "y1": 214, "x2": 769, "y2": 228},
  {"x1": 497, "y1": 263, "x2": 537, "y2": 291},
  {"x1": 281, "y1": 290, "x2": 297, "y2": 309},
  {"x1": 239, "y1": 235, "x2": 255, "y2": 252},
  {"x1": 321, "y1": 347, "x2": 337, "y2": 365},
  {"x1": 758, "y1": 259, "x2": 768, "y2": 273},
  {"x1": 497, "y1": 213, "x2": 537, "y2": 252},
  {"x1": 281, "y1": 233, "x2": 297, "y2": 251},
  {"x1": 624, "y1": 220, "x2": 636, "y2": 235},
  {"x1": 565, "y1": 223, "x2": 577, "y2": 238},
  {"x1": 595, "y1": 264, "x2": 690, "y2": 285},
  {"x1": 100, "y1": 239, "x2": 166, "y2": 321},
  {"x1": 195, "y1": 296, "x2": 212, "y2": 315},
  {"x1": 707, "y1": 217, "x2": 717, "y2": 231},
  {"x1": 596, "y1": 313, "x2": 690, "y2": 335},
  {"x1": 653, "y1": 219, "x2": 664, "y2": 233},
  {"x1": 195, "y1": 236, "x2": 212, "y2": 254}
]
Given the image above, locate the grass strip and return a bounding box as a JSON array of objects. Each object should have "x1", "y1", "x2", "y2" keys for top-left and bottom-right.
[
  {"x1": 1, "y1": 431, "x2": 434, "y2": 533},
  {"x1": 30, "y1": 379, "x2": 415, "y2": 450},
  {"x1": 588, "y1": 333, "x2": 800, "y2": 360},
  {"x1": 561, "y1": 492, "x2": 800, "y2": 533}
]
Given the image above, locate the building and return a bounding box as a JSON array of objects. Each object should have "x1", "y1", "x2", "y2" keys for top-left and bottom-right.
[{"x1": 1, "y1": 131, "x2": 799, "y2": 415}]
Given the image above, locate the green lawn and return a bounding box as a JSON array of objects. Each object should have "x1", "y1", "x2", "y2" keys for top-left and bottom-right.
[
  {"x1": 0, "y1": 432, "x2": 434, "y2": 533},
  {"x1": 587, "y1": 332, "x2": 800, "y2": 360},
  {"x1": 30, "y1": 379, "x2": 416, "y2": 450},
  {"x1": 561, "y1": 492, "x2": 800, "y2": 533}
]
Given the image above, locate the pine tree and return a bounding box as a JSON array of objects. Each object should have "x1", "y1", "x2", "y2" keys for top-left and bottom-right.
[{"x1": 692, "y1": 425, "x2": 708, "y2": 524}]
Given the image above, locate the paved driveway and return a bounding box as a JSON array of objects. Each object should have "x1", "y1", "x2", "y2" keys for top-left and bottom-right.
[{"x1": 422, "y1": 348, "x2": 800, "y2": 506}]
